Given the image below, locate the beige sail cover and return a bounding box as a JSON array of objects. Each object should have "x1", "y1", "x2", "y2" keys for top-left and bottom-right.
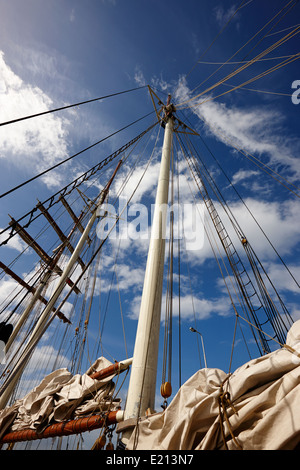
[
  {"x1": 127, "y1": 320, "x2": 300, "y2": 450},
  {"x1": 0, "y1": 356, "x2": 120, "y2": 440}
]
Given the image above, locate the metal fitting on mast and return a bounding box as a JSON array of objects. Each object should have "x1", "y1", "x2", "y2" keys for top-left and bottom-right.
[{"x1": 161, "y1": 93, "x2": 176, "y2": 128}]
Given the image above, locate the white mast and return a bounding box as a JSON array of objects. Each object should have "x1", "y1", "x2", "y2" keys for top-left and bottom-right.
[{"x1": 122, "y1": 97, "x2": 174, "y2": 441}]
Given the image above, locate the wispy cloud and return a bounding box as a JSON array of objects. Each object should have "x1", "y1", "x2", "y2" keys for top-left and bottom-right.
[
  {"x1": 214, "y1": 3, "x2": 240, "y2": 28},
  {"x1": 128, "y1": 291, "x2": 232, "y2": 321},
  {"x1": 134, "y1": 66, "x2": 147, "y2": 87},
  {"x1": 133, "y1": 66, "x2": 171, "y2": 92},
  {"x1": 231, "y1": 169, "x2": 260, "y2": 185},
  {"x1": 0, "y1": 227, "x2": 28, "y2": 253},
  {"x1": 0, "y1": 50, "x2": 115, "y2": 190},
  {"x1": 70, "y1": 9, "x2": 75, "y2": 23},
  {"x1": 175, "y1": 78, "x2": 300, "y2": 180},
  {"x1": 0, "y1": 51, "x2": 69, "y2": 176},
  {"x1": 221, "y1": 198, "x2": 300, "y2": 259}
]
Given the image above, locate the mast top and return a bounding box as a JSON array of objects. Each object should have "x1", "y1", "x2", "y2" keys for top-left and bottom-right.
[{"x1": 147, "y1": 86, "x2": 198, "y2": 135}]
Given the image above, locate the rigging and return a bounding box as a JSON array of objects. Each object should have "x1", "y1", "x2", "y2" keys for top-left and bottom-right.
[{"x1": 0, "y1": 110, "x2": 156, "y2": 201}]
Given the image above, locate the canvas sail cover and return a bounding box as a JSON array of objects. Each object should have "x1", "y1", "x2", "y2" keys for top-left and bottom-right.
[
  {"x1": 0, "y1": 356, "x2": 120, "y2": 440},
  {"x1": 127, "y1": 320, "x2": 300, "y2": 450}
]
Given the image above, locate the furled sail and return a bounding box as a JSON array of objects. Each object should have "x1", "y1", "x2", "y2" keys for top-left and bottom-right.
[
  {"x1": 125, "y1": 320, "x2": 300, "y2": 450},
  {"x1": 0, "y1": 356, "x2": 122, "y2": 441}
]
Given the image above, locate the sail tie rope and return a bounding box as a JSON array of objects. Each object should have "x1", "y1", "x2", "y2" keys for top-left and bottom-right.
[{"x1": 218, "y1": 376, "x2": 242, "y2": 450}]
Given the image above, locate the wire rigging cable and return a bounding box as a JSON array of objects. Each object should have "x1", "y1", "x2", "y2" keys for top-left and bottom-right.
[
  {"x1": 194, "y1": 52, "x2": 300, "y2": 107},
  {"x1": 265, "y1": 22, "x2": 300, "y2": 37},
  {"x1": 219, "y1": 81, "x2": 293, "y2": 97},
  {"x1": 185, "y1": 0, "x2": 299, "y2": 99},
  {"x1": 177, "y1": 24, "x2": 300, "y2": 108},
  {"x1": 184, "y1": 134, "x2": 294, "y2": 336},
  {"x1": 185, "y1": 120, "x2": 300, "y2": 290},
  {"x1": 0, "y1": 120, "x2": 158, "y2": 247},
  {"x1": 177, "y1": 131, "x2": 294, "y2": 353},
  {"x1": 0, "y1": 110, "x2": 156, "y2": 200},
  {"x1": 0, "y1": 85, "x2": 147, "y2": 128},
  {"x1": 194, "y1": 54, "x2": 299, "y2": 65}
]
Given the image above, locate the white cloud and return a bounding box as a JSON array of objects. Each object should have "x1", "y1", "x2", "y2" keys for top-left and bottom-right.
[
  {"x1": 128, "y1": 292, "x2": 232, "y2": 321},
  {"x1": 0, "y1": 228, "x2": 28, "y2": 253},
  {"x1": 134, "y1": 66, "x2": 147, "y2": 87},
  {"x1": 214, "y1": 4, "x2": 239, "y2": 27},
  {"x1": 150, "y1": 75, "x2": 169, "y2": 92},
  {"x1": 97, "y1": 261, "x2": 145, "y2": 294},
  {"x1": 70, "y1": 9, "x2": 75, "y2": 22},
  {"x1": 264, "y1": 262, "x2": 300, "y2": 294},
  {"x1": 112, "y1": 159, "x2": 161, "y2": 204},
  {"x1": 0, "y1": 276, "x2": 20, "y2": 308},
  {"x1": 98, "y1": 149, "x2": 300, "y2": 266},
  {"x1": 168, "y1": 195, "x2": 300, "y2": 272},
  {"x1": 0, "y1": 49, "x2": 113, "y2": 190},
  {"x1": 133, "y1": 66, "x2": 170, "y2": 92},
  {"x1": 227, "y1": 198, "x2": 300, "y2": 259},
  {"x1": 231, "y1": 169, "x2": 260, "y2": 185},
  {"x1": 0, "y1": 51, "x2": 69, "y2": 176}
]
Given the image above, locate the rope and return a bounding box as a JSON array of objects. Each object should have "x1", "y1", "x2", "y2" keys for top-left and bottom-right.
[
  {"x1": 97, "y1": 124, "x2": 161, "y2": 345},
  {"x1": 177, "y1": 131, "x2": 294, "y2": 354},
  {"x1": 265, "y1": 22, "x2": 300, "y2": 37},
  {"x1": 178, "y1": 110, "x2": 300, "y2": 290},
  {"x1": 177, "y1": 0, "x2": 299, "y2": 107},
  {"x1": 179, "y1": 150, "x2": 250, "y2": 365},
  {"x1": 178, "y1": 35, "x2": 300, "y2": 109},
  {"x1": 0, "y1": 110, "x2": 155, "y2": 200},
  {"x1": 1, "y1": 139, "x2": 158, "y2": 392},
  {"x1": 176, "y1": 140, "x2": 182, "y2": 387},
  {"x1": 186, "y1": 137, "x2": 295, "y2": 339},
  {"x1": 194, "y1": 54, "x2": 299, "y2": 65},
  {"x1": 162, "y1": 146, "x2": 175, "y2": 389},
  {"x1": 218, "y1": 375, "x2": 242, "y2": 450},
  {"x1": 0, "y1": 121, "x2": 158, "y2": 247},
  {"x1": 219, "y1": 81, "x2": 293, "y2": 97},
  {"x1": 194, "y1": 52, "x2": 300, "y2": 107},
  {"x1": 176, "y1": 133, "x2": 266, "y2": 356},
  {"x1": 0, "y1": 85, "x2": 148, "y2": 128}
]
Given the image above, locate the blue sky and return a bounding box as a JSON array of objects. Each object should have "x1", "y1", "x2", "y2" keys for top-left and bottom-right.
[{"x1": 0, "y1": 0, "x2": 300, "y2": 448}]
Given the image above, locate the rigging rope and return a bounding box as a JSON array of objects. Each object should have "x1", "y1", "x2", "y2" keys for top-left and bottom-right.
[
  {"x1": 162, "y1": 145, "x2": 175, "y2": 394},
  {"x1": 176, "y1": 140, "x2": 182, "y2": 388},
  {"x1": 192, "y1": 125, "x2": 300, "y2": 290},
  {"x1": 177, "y1": 133, "x2": 269, "y2": 354},
  {"x1": 192, "y1": 52, "x2": 300, "y2": 107},
  {"x1": 219, "y1": 81, "x2": 293, "y2": 97},
  {"x1": 0, "y1": 121, "x2": 158, "y2": 247},
  {"x1": 0, "y1": 110, "x2": 156, "y2": 200},
  {"x1": 177, "y1": 25, "x2": 300, "y2": 108},
  {"x1": 0, "y1": 124, "x2": 162, "y2": 401},
  {"x1": 194, "y1": 54, "x2": 299, "y2": 65},
  {"x1": 0, "y1": 85, "x2": 148, "y2": 128},
  {"x1": 265, "y1": 22, "x2": 300, "y2": 37},
  {"x1": 175, "y1": 0, "x2": 299, "y2": 108},
  {"x1": 177, "y1": 131, "x2": 294, "y2": 354}
]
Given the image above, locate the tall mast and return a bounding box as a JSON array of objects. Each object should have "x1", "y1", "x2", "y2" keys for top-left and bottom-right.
[{"x1": 122, "y1": 96, "x2": 175, "y2": 443}]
